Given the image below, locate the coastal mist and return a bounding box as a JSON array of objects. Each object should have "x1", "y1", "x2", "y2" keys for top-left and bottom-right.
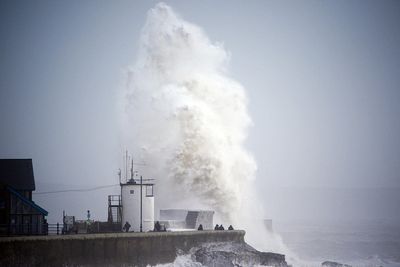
[{"x1": 121, "y1": 2, "x2": 292, "y2": 262}]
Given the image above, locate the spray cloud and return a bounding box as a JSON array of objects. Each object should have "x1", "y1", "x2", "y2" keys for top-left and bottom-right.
[{"x1": 122, "y1": 3, "x2": 292, "y2": 256}]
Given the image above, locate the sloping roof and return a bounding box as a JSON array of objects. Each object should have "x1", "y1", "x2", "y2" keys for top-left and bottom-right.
[
  {"x1": 6, "y1": 186, "x2": 48, "y2": 215},
  {"x1": 0, "y1": 159, "x2": 35, "y2": 191}
]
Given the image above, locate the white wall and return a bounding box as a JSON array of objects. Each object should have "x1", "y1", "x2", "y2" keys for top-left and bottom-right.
[{"x1": 121, "y1": 184, "x2": 154, "y2": 232}]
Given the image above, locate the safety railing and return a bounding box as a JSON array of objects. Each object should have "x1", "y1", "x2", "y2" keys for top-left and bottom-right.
[{"x1": 0, "y1": 223, "x2": 64, "y2": 236}]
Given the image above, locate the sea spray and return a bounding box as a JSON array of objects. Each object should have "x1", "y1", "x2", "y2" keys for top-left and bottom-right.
[{"x1": 122, "y1": 2, "x2": 293, "y2": 260}]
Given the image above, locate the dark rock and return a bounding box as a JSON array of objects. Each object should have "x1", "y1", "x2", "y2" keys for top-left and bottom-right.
[{"x1": 192, "y1": 242, "x2": 288, "y2": 267}]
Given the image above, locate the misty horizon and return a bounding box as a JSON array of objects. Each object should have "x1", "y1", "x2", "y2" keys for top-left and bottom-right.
[{"x1": 1, "y1": 0, "x2": 399, "y2": 234}]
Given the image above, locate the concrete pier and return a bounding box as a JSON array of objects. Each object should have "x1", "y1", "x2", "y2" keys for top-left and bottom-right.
[{"x1": 0, "y1": 230, "x2": 245, "y2": 266}]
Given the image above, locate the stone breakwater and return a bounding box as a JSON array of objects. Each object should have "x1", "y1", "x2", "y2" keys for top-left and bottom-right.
[{"x1": 0, "y1": 230, "x2": 288, "y2": 266}]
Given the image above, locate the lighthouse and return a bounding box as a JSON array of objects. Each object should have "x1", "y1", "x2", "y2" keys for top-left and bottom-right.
[
  {"x1": 119, "y1": 154, "x2": 155, "y2": 232},
  {"x1": 121, "y1": 175, "x2": 155, "y2": 232}
]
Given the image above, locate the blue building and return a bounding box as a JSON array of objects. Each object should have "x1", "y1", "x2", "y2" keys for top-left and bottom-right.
[{"x1": 0, "y1": 159, "x2": 48, "y2": 235}]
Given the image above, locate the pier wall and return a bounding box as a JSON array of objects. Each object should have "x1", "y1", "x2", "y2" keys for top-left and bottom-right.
[{"x1": 0, "y1": 230, "x2": 245, "y2": 267}]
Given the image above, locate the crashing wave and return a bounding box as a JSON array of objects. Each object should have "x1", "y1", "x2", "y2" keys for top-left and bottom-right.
[{"x1": 123, "y1": 1, "x2": 295, "y2": 262}]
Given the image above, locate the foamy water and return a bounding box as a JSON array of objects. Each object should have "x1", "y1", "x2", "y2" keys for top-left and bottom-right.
[{"x1": 276, "y1": 221, "x2": 400, "y2": 267}]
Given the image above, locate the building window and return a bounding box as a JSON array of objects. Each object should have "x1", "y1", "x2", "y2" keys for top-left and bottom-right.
[
  {"x1": 130, "y1": 190, "x2": 134, "y2": 194},
  {"x1": 146, "y1": 185, "x2": 153, "y2": 197}
]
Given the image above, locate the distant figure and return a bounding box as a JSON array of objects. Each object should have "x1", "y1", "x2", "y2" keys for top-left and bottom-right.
[
  {"x1": 214, "y1": 224, "x2": 219, "y2": 230},
  {"x1": 228, "y1": 225, "x2": 234, "y2": 230},
  {"x1": 154, "y1": 221, "x2": 161, "y2": 232},
  {"x1": 197, "y1": 224, "x2": 203, "y2": 231},
  {"x1": 123, "y1": 221, "x2": 131, "y2": 232},
  {"x1": 219, "y1": 224, "x2": 225, "y2": 230}
]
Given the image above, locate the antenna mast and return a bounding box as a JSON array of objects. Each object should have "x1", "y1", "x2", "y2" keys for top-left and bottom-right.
[
  {"x1": 125, "y1": 150, "x2": 128, "y2": 183},
  {"x1": 130, "y1": 159, "x2": 134, "y2": 180}
]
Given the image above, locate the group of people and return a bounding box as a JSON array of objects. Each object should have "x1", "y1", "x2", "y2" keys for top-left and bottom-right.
[
  {"x1": 196, "y1": 224, "x2": 234, "y2": 230},
  {"x1": 123, "y1": 221, "x2": 234, "y2": 232},
  {"x1": 122, "y1": 221, "x2": 167, "y2": 232},
  {"x1": 214, "y1": 224, "x2": 234, "y2": 230}
]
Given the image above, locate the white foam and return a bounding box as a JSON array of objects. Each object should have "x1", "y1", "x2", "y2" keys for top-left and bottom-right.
[{"x1": 151, "y1": 254, "x2": 204, "y2": 267}]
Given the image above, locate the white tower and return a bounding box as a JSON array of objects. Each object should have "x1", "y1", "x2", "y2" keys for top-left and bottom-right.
[{"x1": 121, "y1": 176, "x2": 155, "y2": 232}]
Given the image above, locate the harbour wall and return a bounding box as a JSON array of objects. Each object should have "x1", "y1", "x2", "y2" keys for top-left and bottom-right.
[{"x1": 0, "y1": 230, "x2": 245, "y2": 267}]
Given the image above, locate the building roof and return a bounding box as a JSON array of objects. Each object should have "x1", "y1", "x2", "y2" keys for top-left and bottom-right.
[
  {"x1": 0, "y1": 159, "x2": 35, "y2": 191},
  {"x1": 6, "y1": 186, "x2": 48, "y2": 216}
]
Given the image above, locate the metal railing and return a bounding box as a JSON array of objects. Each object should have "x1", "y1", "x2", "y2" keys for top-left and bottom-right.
[
  {"x1": 0, "y1": 223, "x2": 64, "y2": 236},
  {"x1": 47, "y1": 223, "x2": 62, "y2": 235}
]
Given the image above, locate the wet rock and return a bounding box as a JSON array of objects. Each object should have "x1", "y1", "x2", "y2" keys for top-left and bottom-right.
[{"x1": 192, "y1": 242, "x2": 288, "y2": 267}]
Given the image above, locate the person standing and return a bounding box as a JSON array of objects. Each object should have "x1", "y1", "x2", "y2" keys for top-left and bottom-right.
[{"x1": 123, "y1": 221, "x2": 131, "y2": 232}]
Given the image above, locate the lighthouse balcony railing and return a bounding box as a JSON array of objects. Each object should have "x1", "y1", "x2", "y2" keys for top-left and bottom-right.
[{"x1": 122, "y1": 178, "x2": 155, "y2": 185}]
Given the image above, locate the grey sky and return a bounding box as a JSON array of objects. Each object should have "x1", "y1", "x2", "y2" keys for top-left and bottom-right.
[{"x1": 1, "y1": 0, "x2": 399, "y2": 223}]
